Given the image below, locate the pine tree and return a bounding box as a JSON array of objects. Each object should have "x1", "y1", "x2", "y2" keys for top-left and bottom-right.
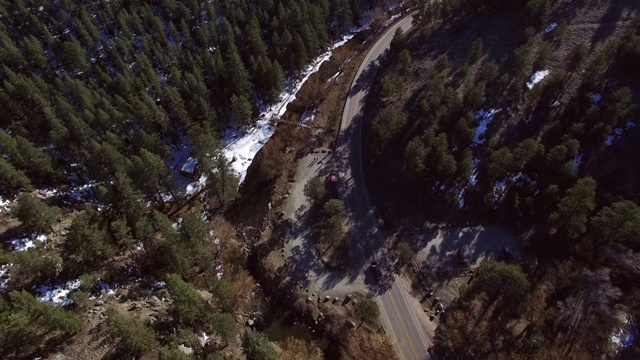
[
  {"x1": 65, "y1": 210, "x2": 115, "y2": 264},
  {"x1": 549, "y1": 177, "x2": 597, "y2": 238},
  {"x1": 243, "y1": 329, "x2": 278, "y2": 360},
  {"x1": 166, "y1": 273, "x2": 207, "y2": 327},
  {"x1": 0, "y1": 158, "x2": 32, "y2": 193},
  {"x1": 22, "y1": 35, "x2": 49, "y2": 72},
  {"x1": 103, "y1": 308, "x2": 158, "y2": 358},
  {"x1": 11, "y1": 194, "x2": 61, "y2": 233},
  {"x1": 226, "y1": 46, "x2": 252, "y2": 99},
  {"x1": 58, "y1": 38, "x2": 90, "y2": 73},
  {"x1": 0, "y1": 291, "x2": 83, "y2": 357}
]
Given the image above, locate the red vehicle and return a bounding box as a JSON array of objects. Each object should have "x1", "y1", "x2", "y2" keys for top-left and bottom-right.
[{"x1": 326, "y1": 173, "x2": 339, "y2": 197}]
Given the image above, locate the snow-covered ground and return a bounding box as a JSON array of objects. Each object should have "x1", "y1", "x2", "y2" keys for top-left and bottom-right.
[
  {"x1": 36, "y1": 279, "x2": 82, "y2": 306},
  {"x1": 611, "y1": 316, "x2": 636, "y2": 351},
  {"x1": 573, "y1": 153, "x2": 583, "y2": 167},
  {"x1": 0, "y1": 196, "x2": 9, "y2": 213},
  {"x1": 300, "y1": 109, "x2": 317, "y2": 124},
  {"x1": 10, "y1": 234, "x2": 47, "y2": 251},
  {"x1": 458, "y1": 158, "x2": 480, "y2": 208},
  {"x1": 38, "y1": 183, "x2": 98, "y2": 204},
  {"x1": 526, "y1": 70, "x2": 550, "y2": 90},
  {"x1": 544, "y1": 23, "x2": 558, "y2": 33},
  {"x1": 605, "y1": 121, "x2": 635, "y2": 146},
  {"x1": 473, "y1": 108, "x2": 502, "y2": 145},
  {"x1": 181, "y1": 9, "x2": 407, "y2": 188},
  {"x1": 221, "y1": 34, "x2": 355, "y2": 184},
  {"x1": 0, "y1": 264, "x2": 11, "y2": 292},
  {"x1": 92, "y1": 279, "x2": 116, "y2": 298},
  {"x1": 34, "y1": 277, "x2": 124, "y2": 306},
  {"x1": 180, "y1": 156, "x2": 198, "y2": 174}
]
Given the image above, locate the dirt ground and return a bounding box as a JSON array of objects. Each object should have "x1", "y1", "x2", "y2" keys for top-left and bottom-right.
[
  {"x1": 280, "y1": 151, "x2": 370, "y2": 299},
  {"x1": 395, "y1": 225, "x2": 520, "y2": 315}
]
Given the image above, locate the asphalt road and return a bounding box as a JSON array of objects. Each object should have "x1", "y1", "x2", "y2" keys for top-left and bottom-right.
[{"x1": 334, "y1": 14, "x2": 432, "y2": 360}]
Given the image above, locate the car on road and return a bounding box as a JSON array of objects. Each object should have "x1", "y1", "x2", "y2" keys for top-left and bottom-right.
[
  {"x1": 325, "y1": 173, "x2": 339, "y2": 198},
  {"x1": 369, "y1": 261, "x2": 382, "y2": 282}
]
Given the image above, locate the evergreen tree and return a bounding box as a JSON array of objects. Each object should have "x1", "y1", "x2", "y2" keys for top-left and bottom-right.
[
  {"x1": 65, "y1": 209, "x2": 115, "y2": 264},
  {"x1": 0, "y1": 158, "x2": 32, "y2": 193},
  {"x1": 591, "y1": 200, "x2": 640, "y2": 245},
  {"x1": 0, "y1": 291, "x2": 83, "y2": 357},
  {"x1": 213, "y1": 313, "x2": 237, "y2": 347},
  {"x1": 166, "y1": 274, "x2": 207, "y2": 327},
  {"x1": 468, "y1": 38, "x2": 484, "y2": 64},
  {"x1": 58, "y1": 38, "x2": 90, "y2": 73},
  {"x1": 390, "y1": 28, "x2": 407, "y2": 53},
  {"x1": 303, "y1": 177, "x2": 326, "y2": 205},
  {"x1": 11, "y1": 193, "x2": 61, "y2": 233},
  {"x1": 371, "y1": 107, "x2": 407, "y2": 154},
  {"x1": 210, "y1": 277, "x2": 237, "y2": 313},
  {"x1": 243, "y1": 329, "x2": 278, "y2": 360},
  {"x1": 549, "y1": 177, "x2": 597, "y2": 238},
  {"x1": 103, "y1": 308, "x2": 158, "y2": 358},
  {"x1": 469, "y1": 261, "x2": 530, "y2": 306},
  {"x1": 354, "y1": 298, "x2": 380, "y2": 326}
]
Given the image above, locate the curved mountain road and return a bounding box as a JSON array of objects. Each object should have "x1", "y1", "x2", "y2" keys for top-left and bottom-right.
[{"x1": 334, "y1": 14, "x2": 432, "y2": 360}]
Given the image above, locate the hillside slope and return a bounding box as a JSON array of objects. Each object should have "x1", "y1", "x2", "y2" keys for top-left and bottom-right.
[{"x1": 363, "y1": 0, "x2": 640, "y2": 359}]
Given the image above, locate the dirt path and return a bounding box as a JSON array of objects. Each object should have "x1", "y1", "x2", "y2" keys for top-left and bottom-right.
[{"x1": 281, "y1": 151, "x2": 369, "y2": 298}]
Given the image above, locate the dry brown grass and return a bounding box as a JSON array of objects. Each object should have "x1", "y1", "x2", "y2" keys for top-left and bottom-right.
[{"x1": 339, "y1": 330, "x2": 397, "y2": 360}]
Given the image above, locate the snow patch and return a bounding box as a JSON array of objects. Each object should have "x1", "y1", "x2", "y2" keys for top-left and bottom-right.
[
  {"x1": 544, "y1": 23, "x2": 558, "y2": 33},
  {"x1": 222, "y1": 34, "x2": 355, "y2": 184},
  {"x1": 512, "y1": 172, "x2": 532, "y2": 184},
  {"x1": 36, "y1": 279, "x2": 82, "y2": 306},
  {"x1": 0, "y1": 196, "x2": 9, "y2": 213},
  {"x1": 493, "y1": 179, "x2": 507, "y2": 203},
  {"x1": 611, "y1": 316, "x2": 636, "y2": 351},
  {"x1": 604, "y1": 135, "x2": 615, "y2": 146},
  {"x1": 0, "y1": 264, "x2": 12, "y2": 292},
  {"x1": 89, "y1": 279, "x2": 116, "y2": 299},
  {"x1": 611, "y1": 330, "x2": 635, "y2": 349},
  {"x1": 458, "y1": 158, "x2": 480, "y2": 208},
  {"x1": 300, "y1": 109, "x2": 317, "y2": 124},
  {"x1": 526, "y1": 70, "x2": 550, "y2": 90},
  {"x1": 38, "y1": 183, "x2": 98, "y2": 204},
  {"x1": 604, "y1": 121, "x2": 635, "y2": 146},
  {"x1": 215, "y1": 263, "x2": 224, "y2": 279},
  {"x1": 10, "y1": 234, "x2": 47, "y2": 251},
  {"x1": 593, "y1": 93, "x2": 602, "y2": 104},
  {"x1": 186, "y1": 174, "x2": 207, "y2": 196},
  {"x1": 180, "y1": 156, "x2": 199, "y2": 174},
  {"x1": 473, "y1": 109, "x2": 502, "y2": 145},
  {"x1": 573, "y1": 153, "x2": 583, "y2": 167}
]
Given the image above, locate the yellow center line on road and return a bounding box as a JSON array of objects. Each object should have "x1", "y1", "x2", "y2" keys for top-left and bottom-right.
[{"x1": 388, "y1": 285, "x2": 419, "y2": 360}]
